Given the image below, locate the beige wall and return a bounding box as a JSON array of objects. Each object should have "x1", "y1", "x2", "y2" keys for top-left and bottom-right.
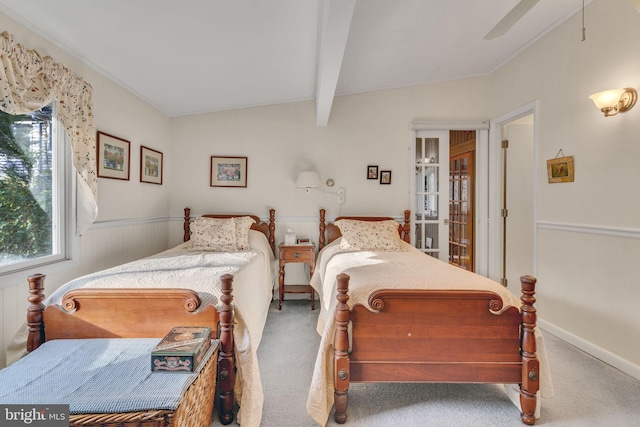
[
  {"x1": 490, "y1": 0, "x2": 640, "y2": 375},
  {"x1": 0, "y1": 13, "x2": 172, "y2": 368},
  {"x1": 2, "y1": 0, "x2": 639, "y2": 381},
  {"x1": 168, "y1": 78, "x2": 490, "y2": 246}
]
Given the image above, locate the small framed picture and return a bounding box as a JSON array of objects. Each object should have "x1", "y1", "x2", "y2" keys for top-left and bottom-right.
[
  {"x1": 367, "y1": 165, "x2": 379, "y2": 180},
  {"x1": 97, "y1": 131, "x2": 130, "y2": 180},
  {"x1": 210, "y1": 156, "x2": 248, "y2": 187},
  {"x1": 380, "y1": 170, "x2": 392, "y2": 184},
  {"x1": 140, "y1": 146, "x2": 163, "y2": 185},
  {"x1": 546, "y1": 156, "x2": 574, "y2": 183}
]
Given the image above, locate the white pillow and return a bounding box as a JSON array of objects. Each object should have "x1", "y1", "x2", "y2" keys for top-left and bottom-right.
[
  {"x1": 335, "y1": 219, "x2": 402, "y2": 251},
  {"x1": 189, "y1": 217, "x2": 236, "y2": 251},
  {"x1": 233, "y1": 216, "x2": 256, "y2": 250}
]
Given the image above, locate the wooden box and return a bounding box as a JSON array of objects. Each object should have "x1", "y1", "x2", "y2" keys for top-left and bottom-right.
[{"x1": 151, "y1": 326, "x2": 212, "y2": 372}]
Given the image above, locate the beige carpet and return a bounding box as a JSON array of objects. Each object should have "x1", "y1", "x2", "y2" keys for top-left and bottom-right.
[{"x1": 214, "y1": 299, "x2": 640, "y2": 426}]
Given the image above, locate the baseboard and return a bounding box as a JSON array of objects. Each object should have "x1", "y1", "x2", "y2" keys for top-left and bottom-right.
[{"x1": 539, "y1": 318, "x2": 640, "y2": 381}]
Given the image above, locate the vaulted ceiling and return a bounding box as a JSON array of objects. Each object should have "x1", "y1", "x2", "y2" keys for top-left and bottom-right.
[{"x1": 0, "y1": 0, "x2": 594, "y2": 125}]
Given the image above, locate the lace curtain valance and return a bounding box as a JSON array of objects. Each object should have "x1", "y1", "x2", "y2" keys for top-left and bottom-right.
[{"x1": 0, "y1": 31, "x2": 97, "y2": 234}]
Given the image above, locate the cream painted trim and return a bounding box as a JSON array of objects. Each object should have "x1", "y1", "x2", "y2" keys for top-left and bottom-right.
[
  {"x1": 537, "y1": 221, "x2": 640, "y2": 239},
  {"x1": 539, "y1": 319, "x2": 640, "y2": 381},
  {"x1": 410, "y1": 121, "x2": 490, "y2": 130},
  {"x1": 488, "y1": 101, "x2": 538, "y2": 282},
  {"x1": 90, "y1": 216, "x2": 169, "y2": 230},
  {"x1": 170, "y1": 214, "x2": 408, "y2": 224}
]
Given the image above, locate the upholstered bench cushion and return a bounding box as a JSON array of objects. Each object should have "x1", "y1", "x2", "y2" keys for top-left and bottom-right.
[{"x1": 0, "y1": 338, "x2": 216, "y2": 414}]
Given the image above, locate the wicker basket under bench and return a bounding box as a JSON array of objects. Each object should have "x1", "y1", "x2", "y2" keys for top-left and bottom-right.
[{"x1": 0, "y1": 338, "x2": 219, "y2": 427}]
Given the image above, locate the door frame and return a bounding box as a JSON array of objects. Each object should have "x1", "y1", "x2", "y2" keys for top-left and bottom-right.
[
  {"x1": 487, "y1": 102, "x2": 539, "y2": 283},
  {"x1": 409, "y1": 121, "x2": 489, "y2": 273}
]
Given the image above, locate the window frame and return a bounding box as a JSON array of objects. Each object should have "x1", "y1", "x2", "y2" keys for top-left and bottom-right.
[{"x1": 0, "y1": 104, "x2": 79, "y2": 286}]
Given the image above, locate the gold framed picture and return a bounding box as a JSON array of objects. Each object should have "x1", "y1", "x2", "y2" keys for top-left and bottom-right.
[
  {"x1": 140, "y1": 146, "x2": 163, "y2": 185},
  {"x1": 97, "y1": 131, "x2": 130, "y2": 180},
  {"x1": 210, "y1": 156, "x2": 247, "y2": 188},
  {"x1": 547, "y1": 156, "x2": 574, "y2": 183}
]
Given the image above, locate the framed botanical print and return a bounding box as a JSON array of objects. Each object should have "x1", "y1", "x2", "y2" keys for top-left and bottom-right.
[
  {"x1": 210, "y1": 156, "x2": 248, "y2": 187},
  {"x1": 367, "y1": 165, "x2": 379, "y2": 180},
  {"x1": 380, "y1": 170, "x2": 392, "y2": 184},
  {"x1": 140, "y1": 146, "x2": 163, "y2": 185},
  {"x1": 546, "y1": 156, "x2": 574, "y2": 183},
  {"x1": 97, "y1": 131, "x2": 130, "y2": 180}
]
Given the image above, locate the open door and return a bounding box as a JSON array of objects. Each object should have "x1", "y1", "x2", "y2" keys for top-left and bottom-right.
[
  {"x1": 414, "y1": 130, "x2": 449, "y2": 261},
  {"x1": 449, "y1": 131, "x2": 475, "y2": 271},
  {"x1": 499, "y1": 114, "x2": 535, "y2": 286}
]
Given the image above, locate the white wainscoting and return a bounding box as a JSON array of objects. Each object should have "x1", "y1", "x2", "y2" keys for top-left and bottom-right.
[
  {"x1": 1, "y1": 217, "x2": 170, "y2": 369},
  {"x1": 536, "y1": 221, "x2": 640, "y2": 381}
]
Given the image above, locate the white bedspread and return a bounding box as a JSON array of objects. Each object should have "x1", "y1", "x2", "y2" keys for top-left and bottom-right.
[
  {"x1": 306, "y1": 239, "x2": 553, "y2": 426},
  {"x1": 7, "y1": 230, "x2": 275, "y2": 427}
]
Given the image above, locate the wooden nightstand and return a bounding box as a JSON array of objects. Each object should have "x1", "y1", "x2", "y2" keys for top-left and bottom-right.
[{"x1": 278, "y1": 243, "x2": 316, "y2": 310}]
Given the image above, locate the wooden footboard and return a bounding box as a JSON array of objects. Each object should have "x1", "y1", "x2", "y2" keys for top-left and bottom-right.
[
  {"x1": 333, "y1": 273, "x2": 539, "y2": 425},
  {"x1": 26, "y1": 273, "x2": 237, "y2": 425}
]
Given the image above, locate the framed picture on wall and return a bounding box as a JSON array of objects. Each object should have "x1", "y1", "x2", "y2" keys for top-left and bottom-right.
[
  {"x1": 367, "y1": 165, "x2": 378, "y2": 179},
  {"x1": 140, "y1": 146, "x2": 163, "y2": 185},
  {"x1": 380, "y1": 170, "x2": 391, "y2": 184},
  {"x1": 210, "y1": 156, "x2": 248, "y2": 187},
  {"x1": 546, "y1": 156, "x2": 574, "y2": 183},
  {"x1": 97, "y1": 131, "x2": 130, "y2": 180}
]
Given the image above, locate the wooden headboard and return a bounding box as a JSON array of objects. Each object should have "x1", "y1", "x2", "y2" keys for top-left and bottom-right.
[
  {"x1": 183, "y1": 207, "x2": 276, "y2": 255},
  {"x1": 318, "y1": 208, "x2": 411, "y2": 250}
]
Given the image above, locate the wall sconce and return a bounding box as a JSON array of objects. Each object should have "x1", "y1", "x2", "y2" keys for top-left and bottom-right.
[
  {"x1": 296, "y1": 171, "x2": 346, "y2": 204},
  {"x1": 589, "y1": 88, "x2": 637, "y2": 117}
]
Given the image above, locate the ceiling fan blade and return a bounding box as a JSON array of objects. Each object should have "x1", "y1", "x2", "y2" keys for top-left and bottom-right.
[{"x1": 483, "y1": 0, "x2": 541, "y2": 40}]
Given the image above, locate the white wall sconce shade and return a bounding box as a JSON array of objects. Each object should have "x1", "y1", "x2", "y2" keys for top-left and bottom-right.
[
  {"x1": 295, "y1": 171, "x2": 322, "y2": 192},
  {"x1": 295, "y1": 171, "x2": 346, "y2": 204},
  {"x1": 589, "y1": 88, "x2": 637, "y2": 117}
]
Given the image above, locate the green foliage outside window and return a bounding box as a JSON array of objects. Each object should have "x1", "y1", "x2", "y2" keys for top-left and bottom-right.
[{"x1": 0, "y1": 106, "x2": 53, "y2": 266}]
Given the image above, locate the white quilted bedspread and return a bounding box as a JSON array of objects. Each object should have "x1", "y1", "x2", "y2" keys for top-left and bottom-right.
[
  {"x1": 7, "y1": 231, "x2": 275, "y2": 427},
  {"x1": 306, "y1": 239, "x2": 553, "y2": 426}
]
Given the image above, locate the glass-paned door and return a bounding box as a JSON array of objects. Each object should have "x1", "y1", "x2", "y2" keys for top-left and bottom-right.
[
  {"x1": 414, "y1": 131, "x2": 449, "y2": 261},
  {"x1": 449, "y1": 152, "x2": 474, "y2": 271}
]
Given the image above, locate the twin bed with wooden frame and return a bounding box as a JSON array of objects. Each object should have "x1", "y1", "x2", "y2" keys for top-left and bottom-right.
[
  {"x1": 18, "y1": 208, "x2": 276, "y2": 427},
  {"x1": 306, "y1": 209, "x2": 547, "y2": 426}
]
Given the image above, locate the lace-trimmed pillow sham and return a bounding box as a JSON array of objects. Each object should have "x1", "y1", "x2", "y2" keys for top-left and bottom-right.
[
  {"x1": 233, "y1": 216, "x2": 256, "y2": 250},
  {"x1": 189, "y1": 216, "x2": 257, "y2": 251},
  {"x1": 335, "y1": 219, "x2": 403, "y2": 251},
  {"x1": 189, "y1": 217, "x2": 237, "y2": 251}
]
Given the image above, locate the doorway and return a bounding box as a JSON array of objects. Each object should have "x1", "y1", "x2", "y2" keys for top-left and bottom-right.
[
  {"x1": 488, "y1": 104, "x2": 537, "y2": 286},
  {"x1": 410, "y1": 123, "x2": 489, "y2": 271},
  {"x1": 449, "y1": 131, "x2": 475, "y2": 271}
]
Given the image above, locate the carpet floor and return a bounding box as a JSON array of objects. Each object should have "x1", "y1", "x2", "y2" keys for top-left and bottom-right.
[{"x1": 215, "y1": 299, "x2": 640, "y2": 426}]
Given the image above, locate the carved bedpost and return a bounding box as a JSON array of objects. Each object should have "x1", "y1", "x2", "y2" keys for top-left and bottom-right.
[
  {"x1": 218, "y1": 274, "x2": 235, "y2": 425},
  {"x1": 319, "y1": 209, "x2": 326, "y2": 250},
  {"x1": 334, "y1": 273, "x2": 351, "y2": 424},
  {"x1": 403, "y1": 209, "x2": 411, "y2": 243},
  {"x1": 519, "y1": 275, "x2": 539, "y2": 426},
  {"x1": 183, "y1": 207, "x2": 191, "y2": 242},
  {"x1": 268, "y1": 208, "x2": 276, "y2": 254},
  {"x1": 26, "y1": 274, "x2": 46, "y2": 352}
]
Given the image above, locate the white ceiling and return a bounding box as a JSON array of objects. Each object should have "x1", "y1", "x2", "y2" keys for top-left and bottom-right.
[{"x1": 0, "y1": 0, "x2": 591, "y2": 124}]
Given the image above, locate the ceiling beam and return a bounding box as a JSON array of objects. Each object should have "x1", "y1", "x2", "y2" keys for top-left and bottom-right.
[{"x1": 315, "y1": 0, "x2": 356, "y2": 127}]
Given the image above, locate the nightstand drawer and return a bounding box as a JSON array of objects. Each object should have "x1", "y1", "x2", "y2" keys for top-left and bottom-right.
[{"x1": 280, "y1": 247, "x2": 314, "y2": 262}]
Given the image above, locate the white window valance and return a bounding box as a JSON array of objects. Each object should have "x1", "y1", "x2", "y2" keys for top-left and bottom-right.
[{"x1": 0, "y1": 31, "x2": 97, "y2": 234}]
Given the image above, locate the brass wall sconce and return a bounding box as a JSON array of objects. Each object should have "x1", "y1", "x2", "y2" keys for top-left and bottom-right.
[{"x1": 589, "y1": 88, "x2": 637, "y2": 117}]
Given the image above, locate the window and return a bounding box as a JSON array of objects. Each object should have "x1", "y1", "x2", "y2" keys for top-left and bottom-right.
[{"x1": 0, "y1": 104, "x2": 72, "y2": 275}]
